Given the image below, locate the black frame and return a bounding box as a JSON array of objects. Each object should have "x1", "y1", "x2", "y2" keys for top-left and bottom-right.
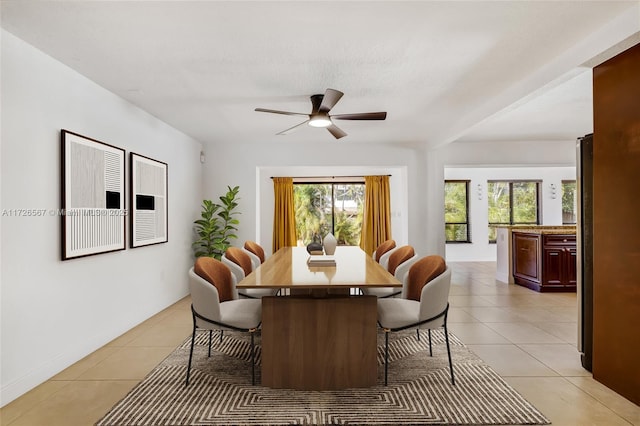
[
  {"x1": 130, "y1": 152, "x2": 168, "y2": 248},
  {"x1": 61, "y1": 129, "x2": 126, "y2": 260},
  {"x1": 444, "y1": 180, "x2": 471, "y2": 243}
]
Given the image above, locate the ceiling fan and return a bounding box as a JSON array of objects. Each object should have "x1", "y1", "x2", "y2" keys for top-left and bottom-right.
[{"x1": 254, "y1": 88, "x2": 387, "y2": 139}]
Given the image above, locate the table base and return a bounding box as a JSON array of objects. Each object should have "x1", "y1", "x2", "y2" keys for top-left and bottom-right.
[{"x1": 261, "y1": 295, "x2": 378, "y2": 390}]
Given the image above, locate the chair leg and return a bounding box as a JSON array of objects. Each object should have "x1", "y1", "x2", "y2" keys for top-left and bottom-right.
[
  {"x1": 185, "y1": 325, "x2": 197, "y2": 386},
  {"x1": 428, "y1": 329, "x2": 433, "y2": 356},
  {"x1": 220, "y1": 329, "x2": 224, "y2": 343},
  {"x1": 416, "y1": 328, "x2": 420, "y2": 341},
  {"x1": 384, "y1": 330, "x2": 389, "y2": 386},
  {"x1": 208, "y1": 330, "x2": 212, "y2": 357},
  {"x1": 250, "y1": 331, "x2": 256, "y2": 385},
  {"x1": 444, "y1": 322, "x2": 455, "y2": 385}
]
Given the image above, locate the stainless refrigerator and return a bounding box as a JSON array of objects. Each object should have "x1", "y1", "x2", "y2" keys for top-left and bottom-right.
[{"x1": 576, "y1": 134, "x2": 593, "y2": 371}]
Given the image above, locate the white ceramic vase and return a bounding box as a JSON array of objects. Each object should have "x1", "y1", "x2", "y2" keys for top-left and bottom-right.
[{"x1": 323, "y1": 232, "x2": 337, "y2": 255}]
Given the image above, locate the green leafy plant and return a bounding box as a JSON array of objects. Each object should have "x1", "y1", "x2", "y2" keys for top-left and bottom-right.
[{"x1": 192, "y1": 185, "x2": 240, "y2": 259}]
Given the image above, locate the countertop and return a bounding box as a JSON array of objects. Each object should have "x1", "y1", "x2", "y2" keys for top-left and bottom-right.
[{"x1": 506, "y1": 225, "x2": 576, "y2": 235}]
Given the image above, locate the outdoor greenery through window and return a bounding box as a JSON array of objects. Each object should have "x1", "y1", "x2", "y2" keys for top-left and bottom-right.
[
  {"x1": 293, "y1": 183, "x2": 364, "y2": 246},
  {"x1": 445, "y1": 180, "x2": 470, "y2": 243},
  {"x1": 488, "y1": 180, "x2": 540, "y2": 242},
  {"x1": 562, "y1": 180, "x2": 577, "y2": 224}
]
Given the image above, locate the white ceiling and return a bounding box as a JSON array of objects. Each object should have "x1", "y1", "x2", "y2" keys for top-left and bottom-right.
[{"x1": 2, "y1": 1, "x2": 639, "y2": 149}]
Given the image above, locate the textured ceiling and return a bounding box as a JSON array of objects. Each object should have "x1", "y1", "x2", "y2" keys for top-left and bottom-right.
[{"x1": 2, "y1": 1, "x2": 639, "y2": 148}]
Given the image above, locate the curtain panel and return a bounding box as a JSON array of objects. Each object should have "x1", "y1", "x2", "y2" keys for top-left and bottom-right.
[
  {"x1": 359, "y1": 175, "x2": 392, "y2": 255},
  {"x1": 272, "y1": 177, "x2": 297, "y2": 253}
]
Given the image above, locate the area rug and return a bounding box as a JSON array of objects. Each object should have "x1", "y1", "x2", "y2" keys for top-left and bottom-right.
[{"x1": 97, "y1": 329, "x2": 550, "y2": 425}]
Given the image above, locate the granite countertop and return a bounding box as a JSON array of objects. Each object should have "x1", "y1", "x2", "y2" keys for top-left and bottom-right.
[{"x1": 508, "y1": 225, "x2": 576, "y2": 235}]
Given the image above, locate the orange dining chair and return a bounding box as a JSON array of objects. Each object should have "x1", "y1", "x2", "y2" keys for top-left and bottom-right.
[
  {"x1": 186, "y1": 257, "x2": 261, "y2": 385},
  {"x1": 377, "y1": 255, "x2": 454, "y2": 386}
]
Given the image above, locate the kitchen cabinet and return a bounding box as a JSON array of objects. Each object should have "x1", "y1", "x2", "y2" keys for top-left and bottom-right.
[{"x1": 512, "y1": 231, "x2": 576, "y2": 292}]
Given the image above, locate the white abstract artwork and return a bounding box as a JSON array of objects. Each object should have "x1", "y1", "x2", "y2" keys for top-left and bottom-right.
[
  {"x1": 61, "y1": 130, "x2": 126, "y2": 260},
  {"x1": 131, "y1": 153, "x2": 168, "y2": 248}
]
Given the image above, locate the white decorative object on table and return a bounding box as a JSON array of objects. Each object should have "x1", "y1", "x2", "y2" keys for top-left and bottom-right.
[{"x1": 323, "y1": 232, "x2": 337, "y2": 255}]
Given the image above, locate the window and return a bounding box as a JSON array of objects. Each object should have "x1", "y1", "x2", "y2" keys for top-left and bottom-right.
[
  {"x1": 293, "y1": 182, "x2": 364, "y2": 246},
  {"x1": 562, "y1": 180, "x2": 577, "y2": 224},
  {"x1": 488, "y1": 180, "x2": 540, "y2": 242},
  {"x1": 444, "y1": 180, "x2": 470, "y2": 243}
]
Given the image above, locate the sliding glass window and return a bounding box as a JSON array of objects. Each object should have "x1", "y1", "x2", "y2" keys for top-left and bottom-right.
[
  {"x1": 487, "y1": 180, "x2": 540, "y2": 242},
  {"x1": 293, "y1": 182, "x2": 364, "y2": 246},
  {"x1": 445, "y1": 180, "x2": 470, "y2": 243}
]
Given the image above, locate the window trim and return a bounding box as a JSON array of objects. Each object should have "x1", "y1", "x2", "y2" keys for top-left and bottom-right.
[{"x1": 445, "y1": 180, "x2": 471, "y2": 244}]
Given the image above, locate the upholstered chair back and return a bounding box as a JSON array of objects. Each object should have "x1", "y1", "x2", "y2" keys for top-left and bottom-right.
[
  {"x1": 226, "y1": 247, "x2": 253, "y2": 277},
  {"x1": 374, "y1": 239, "x2": 396, "y2": 262},
  {"x1": 244, "y1": 241, "x2": 265, "y2": 263},
  {"x1": 404, "y1": 255, "x2": 447, "y2": 301},
  {"x1": 387, "y1": 245, "x2": 415, "y2": 275},
  {"x1": 418, "y1": 266, "x2": 451, "y2": 329},
  {"x1": 193, "y1": 257, "x2": 236, "y2": 303}
]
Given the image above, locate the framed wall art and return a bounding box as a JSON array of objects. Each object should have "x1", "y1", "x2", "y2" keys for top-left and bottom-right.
[
  {"x1": 130, "y1": 153, "x2": 168, "y2": 248},
  {"x1": 61, "y1": 130, "x2": 126, "y2": 260}
]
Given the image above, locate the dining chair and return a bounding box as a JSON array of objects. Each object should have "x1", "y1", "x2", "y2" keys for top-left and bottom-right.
[
  {"x1": 372, "y1": 239, "x2": 396, "y2": 263},
  {"x1": 378, "y1": 247, "x2": 399, "y2": 270},
  {"x1": 362, "y1": 245, "x2": 418, "y2": 298},
  {"x1": 186, "y1": 257, "x2": 261, "y2": 385},
  {"x1": 222, "y1": 247, "x2": 278, "y2": 298},
  {"x1": 244, "y1": 240, "x2": 266, "y2": 264},
  {"x1": 243, "y1": 248, "x2": 262, "y2": 270},
  {"x1": 377, "y1": 255, "x2": 454, "y2": 386}
]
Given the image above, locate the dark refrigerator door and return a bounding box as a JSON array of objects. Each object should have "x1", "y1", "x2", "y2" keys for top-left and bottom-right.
[{"x1": 577, "y1": 134, "x2": 593, "y2": 371}]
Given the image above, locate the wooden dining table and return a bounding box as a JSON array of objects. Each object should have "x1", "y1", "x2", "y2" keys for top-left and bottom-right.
[{"x1": 237, "y1": 245, "x2": 401, "y2": 390}]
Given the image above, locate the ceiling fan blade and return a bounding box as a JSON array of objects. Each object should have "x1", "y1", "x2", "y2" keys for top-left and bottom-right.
[
  {"x1": 319, "y1": 89, "x2": 344, "y2": 113},
  {"x1": 255, "y1": 108, "x2": 308, "y2": 117},
  {"x1": 331, "y1": 112, "x2": 387, "y2": 120},
  {"x1": 327, "y1": 124, "x2": 347, "y2": 139},
  {"x1": 276, "y1": 120, "x2": 310, "y2": 135}
]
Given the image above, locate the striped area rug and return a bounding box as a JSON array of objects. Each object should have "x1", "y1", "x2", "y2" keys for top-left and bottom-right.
[{"x1": 97, "y1": 330, "x2": 550, "y2": 425}]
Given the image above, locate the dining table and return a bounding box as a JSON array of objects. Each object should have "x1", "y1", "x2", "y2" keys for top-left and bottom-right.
[{"x1": 237, "y1": 245, "x2": 401, "y2": 390}]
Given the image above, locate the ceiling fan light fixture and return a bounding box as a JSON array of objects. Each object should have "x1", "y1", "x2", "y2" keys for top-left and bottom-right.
[
  {"x1": 255, "y1": 88, "x2": 387, "y2": 139},
  {"x1": 308, "y1": 115, "x2": 332, "y2": 128}
]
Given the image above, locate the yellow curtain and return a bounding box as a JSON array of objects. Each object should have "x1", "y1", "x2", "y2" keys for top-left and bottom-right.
[
  {"x1": 272, "y1": 177, "x2": 297, "y2": 253},
  {"x1": 359, "y1": 175, "x2": 392, "y2": 255}
]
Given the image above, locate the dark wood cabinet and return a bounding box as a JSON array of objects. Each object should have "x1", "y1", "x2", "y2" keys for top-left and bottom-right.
[
  {"x1": 512, "y1": 232, "x2": 576, "y2": 292},
  {"x1": 542, "y1": 234, "x2": 576, "y2": 290}
]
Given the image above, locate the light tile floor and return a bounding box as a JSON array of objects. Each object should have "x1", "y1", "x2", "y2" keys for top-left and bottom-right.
[{"x1": 1, "y1": 262, "x2": 639, "y2": 425}]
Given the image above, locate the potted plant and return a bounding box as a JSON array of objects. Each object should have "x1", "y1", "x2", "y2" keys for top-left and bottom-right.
[{"x1": 192, "y1": 185, "x2": 240, "y2": 259}]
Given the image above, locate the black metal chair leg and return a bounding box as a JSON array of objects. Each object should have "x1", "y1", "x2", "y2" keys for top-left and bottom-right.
[
  {"x1": 220, "y1": 329, "x2": 224, "y2": 343},
  {"x1": 444, "y1": 322, "x2": 455, "y2": 385},
  {"x1": 416, "y1": 328, "x2": 420, "y2": 341},
  {"x1": 384, "y1": 330, "x2": 389, "y2": 386},
  {"x1": 208, "y1": 330, "x2": 212, "y2": 357},
  {"x1": 428, "y1": 329, "x2": 433, "y2": 356},
  {"x1": 185, "y1": 324, "x2": 196, "y2": 386}
]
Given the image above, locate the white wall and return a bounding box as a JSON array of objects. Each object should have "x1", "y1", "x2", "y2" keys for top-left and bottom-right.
[
  {"x1": 0, "y1": 30, "x2": 203, "y2": 405},
  {"x1": 437, "y1": 140, "x2": 578, "y2": 261},
  {"x1": 201, "y1": 141, "x2": 440, "y2": 258}
]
